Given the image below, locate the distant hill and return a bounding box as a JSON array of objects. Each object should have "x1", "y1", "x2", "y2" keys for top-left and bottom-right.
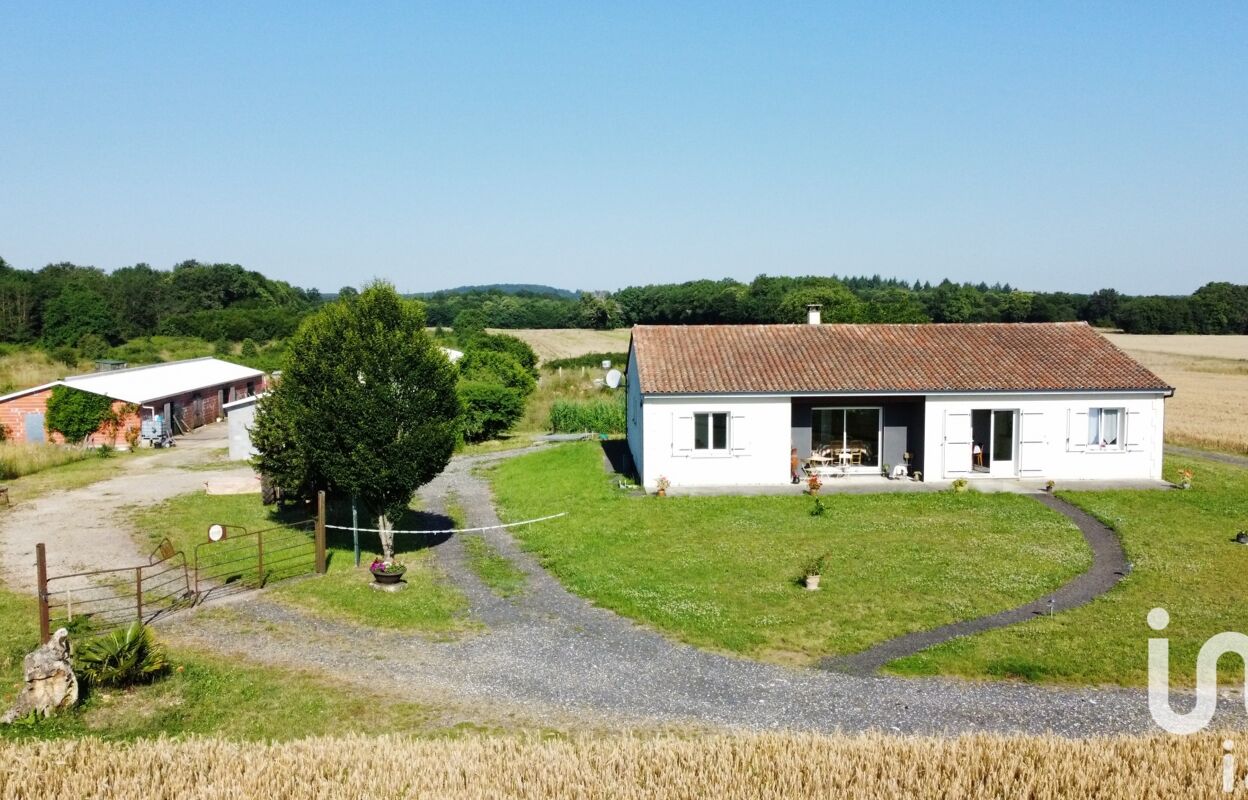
[{"x1": 412, "y1": 283, "x2": 579, "y2": 300}]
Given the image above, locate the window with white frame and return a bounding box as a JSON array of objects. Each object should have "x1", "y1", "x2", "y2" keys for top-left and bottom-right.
[
  {"x1": 694, "y1": 412, "x2": 729, "y2": 451},
  {"x1": 1088, "y1": 407, "x2": 1124, "y2": 450}
]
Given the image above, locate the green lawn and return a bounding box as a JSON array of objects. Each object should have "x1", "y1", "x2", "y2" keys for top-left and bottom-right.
[
  {"x1": 888, "y1": 455, "x2": 1248, "y2": 686},
  {"x1": 133, "y1": 492, "x2": 471, "y2": 633},
  {"x1": 489, "y1": 442, "x2": 1091, "y2": 665}
]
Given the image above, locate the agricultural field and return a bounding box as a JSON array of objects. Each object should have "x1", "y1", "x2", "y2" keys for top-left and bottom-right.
[
  {"x1": 1104, "y1": 332, "x2": 1248, "y2": 455},
  {"x1": 0, "y1": 730, "x2": 1236, "y2": 798},
  {"x1": 490, "y1": 327, "x2": 631, "y2": 363}
]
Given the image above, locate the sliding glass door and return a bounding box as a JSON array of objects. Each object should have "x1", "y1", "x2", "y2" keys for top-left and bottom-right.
[{"x1": 811, "y1": 407, "x2": 881, "y2": 470}]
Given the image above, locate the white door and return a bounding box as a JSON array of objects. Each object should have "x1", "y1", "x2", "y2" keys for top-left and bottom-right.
[
  {"x1": 1018, "y1": 410, "x2": 1046, "y2": 475},
  {"x1": 942, "y1": 410, "x2": 973, "y2": 477}
]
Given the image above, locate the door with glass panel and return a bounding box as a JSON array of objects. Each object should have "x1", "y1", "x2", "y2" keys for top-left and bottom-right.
[
  {"x1": 989, "y1": 409, "x2": 1019, "y2": 477},
  {"x1": 811, "y1": 407, "x2": 881, "y2": 472}
]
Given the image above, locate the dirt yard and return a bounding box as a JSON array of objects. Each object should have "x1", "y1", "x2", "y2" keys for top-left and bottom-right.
[{"x1": 1103, "y1": 333, "x2": 1248, "y2": 455}]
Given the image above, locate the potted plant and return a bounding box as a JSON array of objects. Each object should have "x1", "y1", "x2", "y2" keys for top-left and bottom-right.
[
  {"x1": 806, "y1": 473, "x2": 823, "y2": 496},
  {"x1": 951, "y1": 477, "x2": 969, "y2": 494},
  {"x1": 1045, "y1": 480, "x2": 1056, "y2": 493},
  {"x1": 369, "y1": 558, "x2": 407, "y2": 585},
  {"x1": 912, "y1": 470, "x2": 922, "y2": 482},
  {"x1": 802, "y1": 554, "x2": 827, "y2": 591},
  {"x1": 655, "y1": 476, "x2": 671, "y2": 497},
  {"x1": 881, "y1": 463, "x2": 892, "y2": 479},
  {"x1": 1177, "y1": 469, "x2": 1193, "y2": 490}
]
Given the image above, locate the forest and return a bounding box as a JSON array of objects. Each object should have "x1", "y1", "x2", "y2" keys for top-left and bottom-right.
[{"x1": 1, "y1": 257, "x2": 1245, "y2": 349}]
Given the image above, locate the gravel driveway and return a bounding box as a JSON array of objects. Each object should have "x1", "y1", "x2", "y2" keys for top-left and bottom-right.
[
  {"x1": 158, "y1": 447, "x2": 1241, "y2": 738},
  {"x1": 0, "y1": 424, "x2": 252, "y2": 593}
]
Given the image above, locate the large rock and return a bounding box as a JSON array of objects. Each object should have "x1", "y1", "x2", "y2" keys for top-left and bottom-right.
[{"x1": 1, "y1": 628, "x2": 78, "y2": 723}]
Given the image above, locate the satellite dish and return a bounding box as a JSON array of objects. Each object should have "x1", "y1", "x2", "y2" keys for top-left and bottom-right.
[
  {"x1": 605, "y1": 369, "x2": 622, "y2": 389},
  {"x1": 207, "y1": 524, "x2": 227, "y2": 543}
]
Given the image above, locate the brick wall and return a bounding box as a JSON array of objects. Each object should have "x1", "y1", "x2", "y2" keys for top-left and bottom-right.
[{"x1": 0, "y1": 376, "x2": 265, "y2": 447}]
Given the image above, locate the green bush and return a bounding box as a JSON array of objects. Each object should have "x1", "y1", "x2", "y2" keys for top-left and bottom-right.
[
  {"x1": 543, "y1": 352, "x2": 628, "y2": 371},
  {"x1": 549, "y1": 393, "x2": 626, "y2": 434},
  {"x1": 73, "y1": 622, "x2": 170, "y2": 688},
  {"x1": 75, "y1": 333, "x2": 110, "y2": 360},
  {"x1": 463, "y1": 332, "x2": 539, "y2": 377},
  {"x1": 459, "y1": 381, "x2": 525, "y2": 442},
  {"x1": 458, "y1": 349, "x2": 536, "y2": 397},
  {"x1": 45, "y1": 385, "x2": 115, "y2": 442},
  {"x1": 240, "y1": 338, "x2": 259, "y2": 358}
]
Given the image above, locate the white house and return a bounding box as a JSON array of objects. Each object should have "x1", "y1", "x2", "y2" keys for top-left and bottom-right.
[{"x1": 625, "y1": 311, "x2": 1172, "y2": 490}]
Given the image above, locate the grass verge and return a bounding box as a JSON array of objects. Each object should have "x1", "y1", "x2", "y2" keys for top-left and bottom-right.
[
  {"x1": 132, "y1": 492, "x2": 471, "y2": 634},
  {"x1": 464, "y1": 536, "x2": 527, "y2": 597},
  {"x1": 887, "y1": 454, "x2": 1248, "y2": 686},
  {"x1": 488, "y1": 442, "x2": 1090, "y2": 665}
]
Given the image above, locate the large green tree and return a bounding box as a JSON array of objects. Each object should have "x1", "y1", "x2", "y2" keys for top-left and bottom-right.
[{"x1": 251, "y1": 283, "x2": 461, "y2": 558}]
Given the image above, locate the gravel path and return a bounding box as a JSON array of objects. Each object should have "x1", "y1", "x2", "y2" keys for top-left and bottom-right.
[
  {"x1": 819, "y1": 492, "x2": 1131, "y2": 675},
  {"x1": 160, "y1": 447, "x2": 1233, "y2": 738},
  {"x1": 0, "y1": 426, "x2": 250, "y2": 593}
]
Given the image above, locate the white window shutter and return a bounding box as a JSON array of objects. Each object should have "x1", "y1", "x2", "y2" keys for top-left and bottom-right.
[
  {"x1": 1126, "y1": 409, "x2": 1144, "y2": 449},
  {"x1": 672, "y1": 414, "x2": 693, "y2": 455},
  {"x1": 1067, "y1": 409, "x2": 1088, "y2": 451},
  {"x1": 730, "y1": 414, "x2": 748, "y2": 451}
]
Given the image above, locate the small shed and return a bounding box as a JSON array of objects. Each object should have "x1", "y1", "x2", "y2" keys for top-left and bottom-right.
[{"x1": 223, "y1": 393, "x2": 266, "y2": 461}]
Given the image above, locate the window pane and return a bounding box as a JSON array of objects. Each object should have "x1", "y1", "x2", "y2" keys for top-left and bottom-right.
[
  {"x1": 1088, "y1": 408, "x2": 1100, "y2": 447},
  {"x1": 694, "y1": 414, "x2": 708, "y2": 450},
  {"x1": 811, "y1": 409, "x2": 846, "y2": 454},
  {"x1": 845, "y1": 408, "x2": 880, "y2": 467},
  {"x1": 712, "y1": 413, "x2": 728, "y2": 450},
  {"x1": 1101, "y1": 409, "x2": 1120, "y2": 446},
  {"x1": 992, "y1": 410, "x2": 1014, "y2": 461}
]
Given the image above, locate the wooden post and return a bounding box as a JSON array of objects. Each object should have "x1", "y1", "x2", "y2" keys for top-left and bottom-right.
[
  {"x1": 36, "y1": 543, "x2": 49, "y2": 643},
  {"x1": 135, "y1": 567, "x2": 143, "y2": 623},
  {"x1": 315, "y1": 490, "x2": 327, "y2": 574},
  {"x1": 257, "y1": 528, "x2": 265, "y2": 586}
]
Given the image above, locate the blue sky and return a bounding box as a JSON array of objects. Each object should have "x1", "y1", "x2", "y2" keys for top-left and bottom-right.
[{"x1": 1, "y1": 2, "x2": 1244, "y2": 295}]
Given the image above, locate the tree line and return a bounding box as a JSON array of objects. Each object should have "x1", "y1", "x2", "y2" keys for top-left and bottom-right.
[
  {"x1": 3, "y1": 255, "x2": 1244, "y2": 344},
  {"x1": 431, "y1": 276, "x2": 1248, "y2": 335},
  {"x1": 0, "y1": 257, "x2": 320, "y2": 347}
]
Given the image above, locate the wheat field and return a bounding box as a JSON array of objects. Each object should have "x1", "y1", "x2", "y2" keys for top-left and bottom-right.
[
  {"x1": 0, "y1": 731, "x2": 1236, "y2": 799},
  {"x1": 1104, "y1": 333, "x2": 1248, "y2": 455}
]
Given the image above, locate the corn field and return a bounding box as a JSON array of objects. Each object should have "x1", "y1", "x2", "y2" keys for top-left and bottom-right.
[{"x1": 0, "y1": 731, "x2": 1236, "y2": 799}]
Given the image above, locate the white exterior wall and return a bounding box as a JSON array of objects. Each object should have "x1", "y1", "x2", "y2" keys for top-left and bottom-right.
[
  {"x1": 922, "y1": 392, "x2": 1166, "y2": 481},
  {"x1": 639, "y1": 395, "x2": 792, "y2": 489},
  {"x1": 226, "y1": 402, "x2": 259, "y2": 461}
]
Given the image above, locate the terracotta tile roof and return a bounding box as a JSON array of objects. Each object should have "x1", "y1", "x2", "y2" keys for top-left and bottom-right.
[{"x1": 631, "y1": 322, "x2": 1172, "y2": 395}]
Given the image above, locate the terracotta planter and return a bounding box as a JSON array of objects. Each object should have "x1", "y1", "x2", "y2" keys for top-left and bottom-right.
[
  {"x1": 804, "y1": 574, "x2": 821, "y2": 591},
  {"x1": 656, "y1": 488, "x2": 667, "y2": 497}
]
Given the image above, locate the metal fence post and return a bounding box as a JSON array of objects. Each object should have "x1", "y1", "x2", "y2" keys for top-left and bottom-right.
[
  {"x1": 352, "y1": 496, "x2": 360, "y2": 568},
  {"x1": 135, "y1": 566, "x2": 143, "y2": 623},
  {"x1": 257, "y1": 528, "x2": 265, "y2": 585},
  {"x1": 36, "y1": 543, "x2": 49, "y2": 643},
  {"x1": 315, "y1": 490, "x2": 327, "y2": 574}
]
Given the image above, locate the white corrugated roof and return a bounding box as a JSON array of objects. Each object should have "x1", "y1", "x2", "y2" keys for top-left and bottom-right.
[{"x1": 62, "y1": 358, "x2": 264, "y2": 404}]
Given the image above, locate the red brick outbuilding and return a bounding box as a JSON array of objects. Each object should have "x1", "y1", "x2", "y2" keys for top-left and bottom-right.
[{"x1": 0, "y1": 358, "x2": 265, "y2": 447}]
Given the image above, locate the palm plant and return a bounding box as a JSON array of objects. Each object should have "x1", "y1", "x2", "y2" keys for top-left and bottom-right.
[{"x1": 73, "y1": 622, "x2": 170, "y2": 688}]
